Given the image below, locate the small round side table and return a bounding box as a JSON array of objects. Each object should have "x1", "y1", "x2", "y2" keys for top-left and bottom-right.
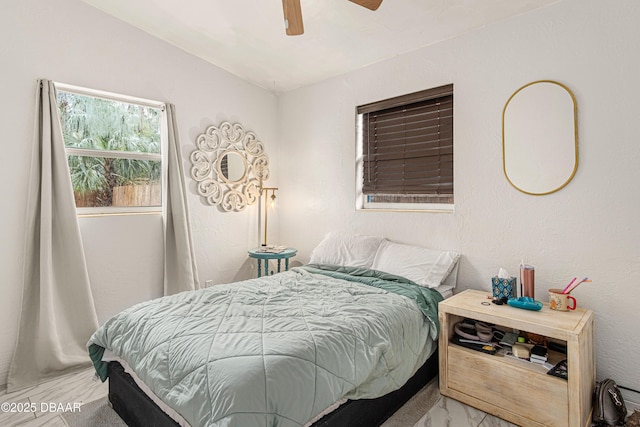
[{"x1": 248, "y1": 247, "x2": 297, "y2": 278}]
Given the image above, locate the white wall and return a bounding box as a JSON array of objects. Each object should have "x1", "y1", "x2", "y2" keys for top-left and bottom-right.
[
  {"x1": 0, "y1": 0, "x2": 278, "y2": 386},
  {"x1": 278, "y1": 0, "x2": 640, "y2": 398},
  {"x1": 2, "y1": 0, "x2": 639, "y2": 406}
]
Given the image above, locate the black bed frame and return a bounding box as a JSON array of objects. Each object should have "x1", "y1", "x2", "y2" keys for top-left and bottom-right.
[{"x1": 107, "y1": 350, "x2": 438, "y2": 427}]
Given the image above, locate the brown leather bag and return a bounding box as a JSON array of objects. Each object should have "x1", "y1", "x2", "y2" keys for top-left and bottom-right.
[{"x1": 593, "y1": 379, "x2": 627, "y2": 426}]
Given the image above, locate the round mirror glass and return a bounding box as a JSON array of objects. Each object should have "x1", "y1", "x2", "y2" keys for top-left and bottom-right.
[
  {"x1": 220, "y1": 151, "x2": 246, "y2": 183},
  {"x1": 502, "y1": 81, "x2": 578, "y2": 195}
]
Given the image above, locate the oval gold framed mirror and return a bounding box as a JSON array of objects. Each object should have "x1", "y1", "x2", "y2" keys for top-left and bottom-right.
[{"x1": 502, "y1": 80, "x2": 578, "y2": 195}]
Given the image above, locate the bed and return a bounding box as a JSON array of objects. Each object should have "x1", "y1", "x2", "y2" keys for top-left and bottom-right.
[{"x1": 88, "y1": 233, "x2": 460, "y2": 427}]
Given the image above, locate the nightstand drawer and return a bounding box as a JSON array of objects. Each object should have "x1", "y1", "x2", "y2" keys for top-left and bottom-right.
[{"x1": 447, "y1": 345, "x2": 568, "y2": 427}]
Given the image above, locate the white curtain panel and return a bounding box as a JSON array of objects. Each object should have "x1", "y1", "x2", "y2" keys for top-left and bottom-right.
[
  {"x1": 163, "y1": 104, "x2": 200, "y2": 295},
  {"x1": 8, "y1": 80, "x2": 100, "y2": 392}
]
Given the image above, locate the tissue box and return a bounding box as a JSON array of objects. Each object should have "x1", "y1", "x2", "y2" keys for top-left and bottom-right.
[{"x1": 491, "y1": 276, "x2": 517, "y2": 299}]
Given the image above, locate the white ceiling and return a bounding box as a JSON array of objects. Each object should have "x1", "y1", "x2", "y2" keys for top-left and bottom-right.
[{"x1": 80, "y1": 0, "x2": 559, "y2": 93}]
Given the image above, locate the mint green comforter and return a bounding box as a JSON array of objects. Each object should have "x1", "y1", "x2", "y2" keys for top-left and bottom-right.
[{"x1": 88, "y1": 265, "x2": 443, "y2": 427}]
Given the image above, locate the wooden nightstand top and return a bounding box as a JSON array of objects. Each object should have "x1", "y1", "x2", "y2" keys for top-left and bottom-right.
[{"x1": 439, "y1": 289, "x2": 593, "y2": 342}]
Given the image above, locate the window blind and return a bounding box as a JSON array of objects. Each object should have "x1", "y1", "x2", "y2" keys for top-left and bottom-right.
[{"x1": 359, "y1": 84, "x2": 453, "y2": 204}]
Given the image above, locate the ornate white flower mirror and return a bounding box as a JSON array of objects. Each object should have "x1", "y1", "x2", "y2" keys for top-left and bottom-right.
[
  {"x1": 190, "y1": 122, "x2": 269, "y2": 211},
  {"x1": 502, "y1": 80, "x2": 578, "y2": 195}
]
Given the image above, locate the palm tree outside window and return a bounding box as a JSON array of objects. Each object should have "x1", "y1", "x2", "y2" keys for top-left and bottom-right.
[{"x1": 56, "y1": 85, "x2": 165, "y2": 214}]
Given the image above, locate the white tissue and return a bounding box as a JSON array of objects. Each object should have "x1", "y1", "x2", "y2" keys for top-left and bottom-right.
[{"x1": 498, "y1": 268, "x2": 510, "y2": 279}]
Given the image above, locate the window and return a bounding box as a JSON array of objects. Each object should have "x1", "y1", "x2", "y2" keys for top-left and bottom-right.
[
  {"x1": 356, "y1": 84, "x2": 454, "y2": 211},
  {"x1": 55, "y1": 84, "x2": 166, "y2": 215}
]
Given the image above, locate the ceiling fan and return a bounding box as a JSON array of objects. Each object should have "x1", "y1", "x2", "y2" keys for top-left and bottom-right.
[{"x1": 282, "y1": 0, "x2": 383, "y2": 36}]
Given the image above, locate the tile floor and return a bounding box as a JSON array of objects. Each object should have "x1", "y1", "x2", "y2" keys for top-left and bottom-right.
[
  {"x1": 414, "y1": 394, "x2": 517, "y2": 427},
  {"x1": 0, "y1": 368, "x2": 107, "y2": 427},
  {"x1": 0, "y1": 368, "x2": 518, "y2": 427}
]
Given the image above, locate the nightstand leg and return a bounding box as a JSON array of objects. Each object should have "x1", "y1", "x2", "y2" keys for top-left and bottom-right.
[
  {"x1": 285, "y1": 259, "x2": 289, "y2": 271},
  {"x1": 257, "y1": 259, "x2": 262, "y2": 278},
  {"x1": 277, "y1": 259, "x2": 282, "y2": 273}
]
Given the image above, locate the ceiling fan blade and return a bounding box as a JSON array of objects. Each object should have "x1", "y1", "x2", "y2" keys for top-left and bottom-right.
[
  {"x1": 349, "y1": 0, "x2": 383, "y2": 11},
  {"x1": 282, "y1": 0, "x2": 304, "y2": 36}
]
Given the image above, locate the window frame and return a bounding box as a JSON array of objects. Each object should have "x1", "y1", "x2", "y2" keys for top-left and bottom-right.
[
  {"x1": 355, "y1": 84, "x2": 454, "y2": 213},
  {"x1": 54, "y1": 82, "x2": 167, "y2": 216}
]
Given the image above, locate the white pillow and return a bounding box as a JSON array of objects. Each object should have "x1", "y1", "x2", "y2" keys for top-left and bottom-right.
[
  {"x1": 372, "y1": 240, "x2": 460, "y2": 288},
  {"x1": 309, "y1": 232, "x2": 385, "y2": 268}
]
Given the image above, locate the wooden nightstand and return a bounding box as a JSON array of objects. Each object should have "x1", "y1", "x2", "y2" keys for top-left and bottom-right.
[
  {"x1": 248, "y1": 247, "x2": 297, "y2": 277},
  {"x1": 438, "y1": 289, "x2": 595, "y2": 427}
]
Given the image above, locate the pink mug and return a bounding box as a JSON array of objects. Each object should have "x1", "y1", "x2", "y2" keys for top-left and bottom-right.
[{"x1": 548, "y1": 288, "x2": 576, "y2": 311}]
